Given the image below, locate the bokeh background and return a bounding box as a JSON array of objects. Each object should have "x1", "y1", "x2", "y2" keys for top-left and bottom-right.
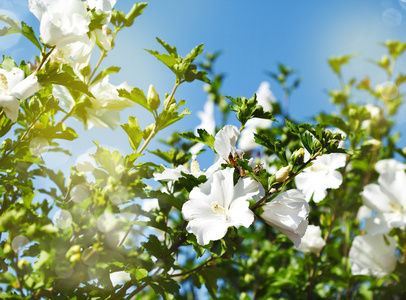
[{"x1": 1, "y1": 0, "x2": 406, "y2": 171}]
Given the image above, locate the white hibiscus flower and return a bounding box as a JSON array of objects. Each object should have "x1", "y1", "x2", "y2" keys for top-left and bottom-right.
[
  {"x1": 349, "y1": 234, "x2": 397, "y2": 278},
  {"x1": 260, "y1": 189, "x2": 309, "y2": 247},
  {"x1": 295, "y1": 224, "x2": 325, "y2": 253},
  {"x1": 361, "y1": 169, "x2": 406, "y2": 229},
  {"x1": 295, "y1": 151, "x2": 346, "y2": 203},
  {"x1": 29, "y1": 0, "x2": 90, "y2": 47},
  {"x1": 182, "y1": 167, "x2": 259, "y2": 245}
]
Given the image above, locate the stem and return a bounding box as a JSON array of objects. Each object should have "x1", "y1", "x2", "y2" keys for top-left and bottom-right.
[
  {"x1": 36, "y1": 46, "x2": 56, "y2": 71},
  {"x1": 306, "y1": 209, "x2": 337, "y2": 299},
  {"x1": 168, "y1": 256, "x2": 215, "y2": 278},
  {"x1": 55, "y1": 103, "x2": 77, "y2": 128},
  {"x1": 0, "y1": 111, "x2": 44, "y2": 165},
  {"x1": 250, "y1": 151, "x2": 322, "y2": 211},
  {"x1": 118, "y1": 214, "x2": 139, "y2": 247},
  {"x1": 87, "y1": 50, "x2": 107, "y2": 85}
]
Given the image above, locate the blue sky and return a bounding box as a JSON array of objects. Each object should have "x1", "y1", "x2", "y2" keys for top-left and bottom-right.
[{"x1": 1, "y1": 0, "x2": 406, "y2": 171}]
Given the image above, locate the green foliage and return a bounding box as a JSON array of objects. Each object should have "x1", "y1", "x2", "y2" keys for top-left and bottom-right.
[
  {"x1": 145, "y1": 38, "x2": 209, "y2": 83},
  {"x1": 1, "y1": 2, "x2": 406, "y2": 299},
  {"x1": 0, "y1": 14, "x2": 42, "y2": 50},
  {"x1": 228, "y1": 94, "x2": 275, "y2": 127}
]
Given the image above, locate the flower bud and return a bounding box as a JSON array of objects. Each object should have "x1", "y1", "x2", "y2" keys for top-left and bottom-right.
[
  {"x1": 275, "y1": 165, "x2": 291, "y2": 182},
  {"x1": 1, "y1": 139, "x2": 12, "y2": 151},
  {"x1": 312, "y1": 139, "x2": 322, "y2": 152},
  {"x1": 380, "y1": 55, "x2": 390, "y2": 69},
  {"x1": 17, "y1": 259, "x2": 31, "y2": 274},
  {"x1": 147, "y1": 84, "x2": 160, "y2": 110},
  {"x1": 363, "y1": 139, "x2": 382, "y2": 151},
  {"x1": 291, "y1": 148, "x2": 305, "y2": 165}
]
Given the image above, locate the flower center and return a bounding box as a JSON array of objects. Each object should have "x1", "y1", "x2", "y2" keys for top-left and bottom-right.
[
  {"x1": 310, "y1": 164, "x2": 328, "y2": 173},
  {"x1": 211, "y1": 201, "x2": 228, "y2": 219},
  {"x1": 0, "y1": 74, "x2": 8, "y2": 91},
  {"x1": 390, "y1": 203, "x2": 403, "y2": 213}
]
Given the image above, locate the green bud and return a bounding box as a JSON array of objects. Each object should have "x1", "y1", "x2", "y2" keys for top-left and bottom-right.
[
  {"x1": 3, "y1": 243, "x2": 12, "y2": 254},
  {"x1": 380, "y1": 55, "x2": 390, "y2": 69},
  {"x1": 70, "y1": 253, "x2": 82, "y2": 263},
  {"x1": 147, "y1": 84, "x2": 160, "y2": 110},
  {"x1": 1, "y1": 139, "x2": 12, "y2": 151},
  {"x1": 66, "y1": 245, "x2": 81, "y2": 259},
  {"x1": 291, "y1": 148, "x2": 305, "y2": 165},
  {"x1": 313, "y1": 139, "x2": 322, "y2": 152},
  {"x1": 362, "y1": 139, "x2": 382, "y2": 151},
  {"x1": 17, "y1": 259, "x2": 31, "y2": 274}
]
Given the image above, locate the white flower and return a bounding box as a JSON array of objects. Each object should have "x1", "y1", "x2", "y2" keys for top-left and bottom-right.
[
  {"x1": 364, "y1": 214, "x2": 391, "y2": 235},
  {"x1": 109, "y1": 271, "x2": 131, "y2": 286},
  {"x1": 361, "y1": 169, "x2": 406, "y2": 229},
  {"x1": 375, "y1": 159, "x2": 406, "y2": 174},
  {"x1": 49, "y1": 35, "x2": 96, "y2": 70},
  {"x1": 260, "y1": 189, "x2": 309, "y2": 247},
  {"x1": 296, "y1": 225, "x2": 325, "y2": 253},
  {"x1": 53, "y1": 76, "x2": 134, "y2": 129},
  {"x1": 238, "y1": 82, "x2": 275, "y2": 151},
  {"x1": 211, "y1": 125, "x2": 256, "y2": 174},
  {"x1": 29, "y1": 0, "x2": 90, "y2": 47},
  {"x1": 349, "y1": 234, "x2": 397, "y2": 278},
  {"x1": 182, "y1": 167, "x2": 259, "y2": 245},
  {"x1": 190, "y1": 99, "x2": 215, "y2": 155},
  {"x1": 0, "y1": 68, "x2": 41, "y2": 122},
  {"x1": 295, "y1": 151, "x2": 346, "y2": 202},
  {"x1": 356, "y1": 205, "x2": 372, "y2": 222}
]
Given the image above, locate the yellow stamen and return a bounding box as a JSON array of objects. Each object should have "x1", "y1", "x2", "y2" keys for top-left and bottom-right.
[
  {"x1": 211, "y1": 201, "x2": 228, "y2": 219},
  {"x1": 0, "y1": 74, "x2": 8, "y2": 91}
]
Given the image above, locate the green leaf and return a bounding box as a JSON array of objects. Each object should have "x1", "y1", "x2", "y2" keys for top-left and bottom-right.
[
  {"x1": 254, "y1": 133, "x2": 288, "y2": 166},
  {"x1": 141, "y1": 235, "x2": 163, "y2": 258},
  {"x1": 157, "y1": 101, "x2": 191, "y2": 131},
  {"x1": 135, "y1": 268, "x2": 149, "y2": 280},
  {"x1": 146, "y1": 39, "x2": 206, "y2": 83},
  {"x1": 91, "y1": 66, "x2": 121, "y2": 85},
  {"x1": 179, "y1": 128, "x2": 215, "y2": 150},
  {"x1": 121, "y1": 116, "x2": 143, "y2": 151},
  {"x1": 315, "y1": 113, "x2": 349, "y2": 135},
  {"x1": 228, "y1": 94, "x2": 274, "y2": 127},
  {"x1": 0, "y1": 55, "x2": 17, "y2": 71},
  {"x1": 156, "y1": 37, "x2": 178, "y2": 56},
  {"x1": 382, "y1": 40, "x2": 406, "y2": 60},
  {"x1": 327, "y1": 53, "x2": 357, "y2": 75},
  {"x1": 87, "y1": 9, "x2": 107, "y2": 31},
  {"x1": 285, "y1": 119, "x2": 299, "y2": 135},
  {"x1": 37, "y1": 64, "x2": 93, "y2": 97},
  {"x1": 0, "y1": 15, "x2": 42, "y2": 50},
  {"x1": 118, "y1": 87, "x2": 151, "y2": 112},
  {"x1": 125, "y1": 2, "x2": 148, "y2": 27}
]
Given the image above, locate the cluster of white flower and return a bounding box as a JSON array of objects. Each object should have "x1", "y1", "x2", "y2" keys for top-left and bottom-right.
[
  {"x1": 349, "y1": 159, "x2": 405, "y2": 277},
  {"x1": 29, "y1": 0, "x2": 133, "y2": 129},
  {"x1": 154, "y1": 124, "x2": 311, "y2": 246}
]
